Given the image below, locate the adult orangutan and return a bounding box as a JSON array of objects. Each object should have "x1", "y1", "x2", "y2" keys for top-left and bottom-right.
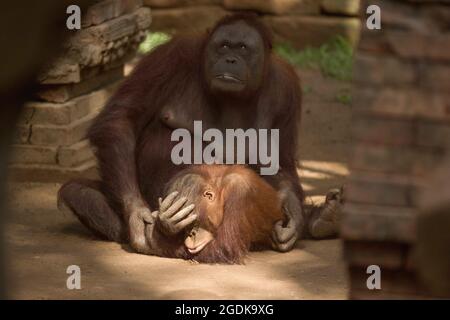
[{"x1": 58, "y1": 13, "x2": 336, "y2": 256}]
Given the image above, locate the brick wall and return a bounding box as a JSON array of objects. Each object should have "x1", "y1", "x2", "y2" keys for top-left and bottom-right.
[
  {"x1": 144, "y1": 0, "x2": 361, "y2": 49},
  {"x1": 9, "y1": 0, "x2": 151, "y2": 182},
  {"x1": 343, "y1": 0, "x2": 450, "y2": 299}
]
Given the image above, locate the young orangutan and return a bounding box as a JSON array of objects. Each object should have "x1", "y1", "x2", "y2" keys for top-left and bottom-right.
[{"x1": 144, "y1": 165, "x2": 284, "y2": 264}]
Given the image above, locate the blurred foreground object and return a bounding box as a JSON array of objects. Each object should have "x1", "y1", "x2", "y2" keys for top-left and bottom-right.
[
  {"x1": 0, "y1": 0, "x2": 94, "y2": 299},
  {"x1": 342, "y1": 0, "x2": 450, "y2": 299}
]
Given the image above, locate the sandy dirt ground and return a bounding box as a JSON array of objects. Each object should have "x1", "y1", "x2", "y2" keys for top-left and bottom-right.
[{"x1": 5, "y1": 69, "x2": 352, "y2": 299}]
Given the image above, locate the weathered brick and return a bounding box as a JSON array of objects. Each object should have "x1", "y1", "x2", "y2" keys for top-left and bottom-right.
[
  {"x1": 17, "y1": 108, "x2": 34, "y2": 125},
  {"x1": 346, "y1": 171, "x2": 420, "y2": 207},
  {"x1": 150, "y1": 5, "x2": 228, "y2": 34},
  {"x1": 421, "y1": 63, "x2": 450, "y2": 92},
  {"x1": 350, "y1": 143, "x2": 445, "y2": 177},
  {"x1": 341, "y1": 202, "x2": 417, "y2": 243},
  {"x1": 349, "y1": 143, "x2": 417, "y2": 175},
  {"x1": 25, "y1": 96, "x2": 91, "y2": 126},
  {"x1": 36, "y1": 66, "x2": 123, "y2": 103},
  {"x1": 9, "y1": 160, "x2": 98, "y2": 183},
  {"x1": 358, "y1": 24, "x2": 401, "y2": 55},
  {"x1": 10, "y1": 144, "x2": 57, "y2": 165},
  {"x1": 354, "y1": 88, "x2": 450, "y2": 122},
  {"x1": 29, "y1": 113, "x2": 97, "y2": 147},
  {"x1": 82, "y1": 0, "x2": 143, "y2": 27},
  {"x1": 354, "y1": 54, "x2": 417, "y2": 86},
  {"x1": 344, "y1": 241, "x2": 408, "y2": 270},
  {"x1": 58, "y1": 140, "x2": 95, "y2": 168},
  {"x1": 412, "y1": 148, "x2": 446, "y2": 177},
  {"x1": 224, "y1": 0, "x2": 320, "y2": 15},
  {"x1": 25, "y1": 81, "x2": 119, "y2": 126},
  {"x1": 144, "y1": 0, "x2": 222, "y2": 7},
  {"x1": 264, "y1": 16, "x2": 361, "y2": 49},
  {"x1": 321, "y1": 0, "x2": 360, "y2": 16},
  {"x1": 83, "y1": 8, "x2": 150, "y2": 43},
  {"x1": 37, "y1": 60, "x2": 81, "y2": 85},
  {"x1": 387, "y1": 31, "x2": 450, "y2": 61},
  {"x1": 64, "y1": 8, "x2": 151, "y2": 69},
  {"x1": 351, "y1": 115, "x2": 415, "y2": 146},
  {"x1": 374, "y1": 0, "x2": 430, "y2": 32},
  {"x1": 417, "y1": 121, "x2": 450, "y2": 149},
  {"x1": 13, "y1": 125, "x2": 31, "y2": 144}
]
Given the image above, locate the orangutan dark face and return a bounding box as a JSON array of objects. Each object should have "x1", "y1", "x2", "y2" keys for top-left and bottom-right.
[{"x1": 204, "y1": 20, "x2": 266, "y2": 96}]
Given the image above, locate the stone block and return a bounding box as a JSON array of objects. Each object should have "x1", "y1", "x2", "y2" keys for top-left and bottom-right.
[
  {"x1": 9, "y1": 160, "x2": 99, "y2": 183},
  {"x1": 150, "y1": 5, "x2": 228, "y2": 34},
  {"x1": 353, "y1": 54, "x2": 417, "y2": 86},
  {"x1": 349, "y1": 143, "x2": 417, "y2": 175},
  {"x1": 264, "y1": 16, "x2": 361, "y2": 49},
  {"x1": 82, "y1": 0, "x2": 144, "y2": 27},
  {"x1": 58, "y1": 140, "x2": 95, "y2": 167},
  {"x1": 13, "y1": 125, "x2": 31, "y2": 144},
  {"x1": 341, "y1": 202, "x2": 417, "y2": 243},
  {"x1": 346, "y1": 171, "x2": 420, "y2": 207},
  {"x1": 144, "y1": 0, "x2": 222, "y2": 7},
  {"x1": 24, "y1": 81, "x2": 119, "y2": 126},
  {"x1": 29, "y1": 113, "x2": 97, "y2": 147},
  {"x1": 351, "y1": 115, "x2": 415, "y2": 146},
  {"x1": 10, "y1": 144, "x2": 58, "y2": 165},
  {"x1": 321, "y1": 0, "x2": 360, "y2": 16},
  {"x1": 387, "y1": 31, "x2": 450, "y2": 62},
  {"x1": 421, "y1": 63, "x2": 450, "y2": 92},
  {"x1": 37, "y1": 60, "x2": 81, "y2": 84},
  {"x1": 36, "y1": 66, "x2": 123, "y2": 103},
  {"x1": 344, "y1": 241, "x2": 408, "y2": 270},
  {"x1": 62, "y1": 8, "x2": 151, "y2": 69},
  {"x1": 353, "y1": 88, "x2": 450, "y2": 123},
  {"x1": 224, "y1": 0, "x2": 320, "y2": 15},
  {"x1": 417, "y1": 122, "x2": 450, "y2": 149}
]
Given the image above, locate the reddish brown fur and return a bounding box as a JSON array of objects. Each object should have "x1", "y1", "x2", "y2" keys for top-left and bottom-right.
[{"x1": 153, "y1": 165, "x2": 283, "y2": 264}]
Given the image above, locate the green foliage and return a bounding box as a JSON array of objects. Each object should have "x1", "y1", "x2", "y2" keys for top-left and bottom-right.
[
  {"x1": 302, "y1": 84, "x2": 313, "y2": 95},
  {"x1": 138, "y1": 32, "x2": 171, "y2": 54},
  {"x1": 336, "y1": 89, "x2": 352, "y2": 105},
  {"x1": 274, "y1": 36, "x2": 354, "y2": 81}
]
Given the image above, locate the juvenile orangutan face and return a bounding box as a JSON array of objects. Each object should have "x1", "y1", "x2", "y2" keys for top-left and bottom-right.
[
  {"x1": 164, "y1": 170, "x2": 225, "y2": 255},
  {"x1": 184, "y1": 185, "x2": 225, "y2": 254}
]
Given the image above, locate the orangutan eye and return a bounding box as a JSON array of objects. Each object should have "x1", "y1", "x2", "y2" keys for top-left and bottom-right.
[{"x1": 240, "y1": 44, "x2": 247, "y2": 50}]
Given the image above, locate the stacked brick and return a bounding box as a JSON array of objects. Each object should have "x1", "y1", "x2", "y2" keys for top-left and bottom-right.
[
  {"x1": 10, "y1": 0, "x2": 151, "y2": 182},
  {"x1": 143, "y1": 0, "x2": 361, "y2": 49},
  {"x1": 342, "y1": 0, "x2": 450, "y2": 298}
]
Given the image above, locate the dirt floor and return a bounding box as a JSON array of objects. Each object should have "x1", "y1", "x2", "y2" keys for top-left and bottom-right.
[{"x1": 5, "y1": 69, "x2": 352, "y2": 299}]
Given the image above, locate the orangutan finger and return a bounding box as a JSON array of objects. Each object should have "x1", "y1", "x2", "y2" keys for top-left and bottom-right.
[
  {"x1": 171, "y1": 204, "x2": 195, "y2": 223},
  {"x1": 160, "y1": 191, "x2": 179, "y2": 212}
]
